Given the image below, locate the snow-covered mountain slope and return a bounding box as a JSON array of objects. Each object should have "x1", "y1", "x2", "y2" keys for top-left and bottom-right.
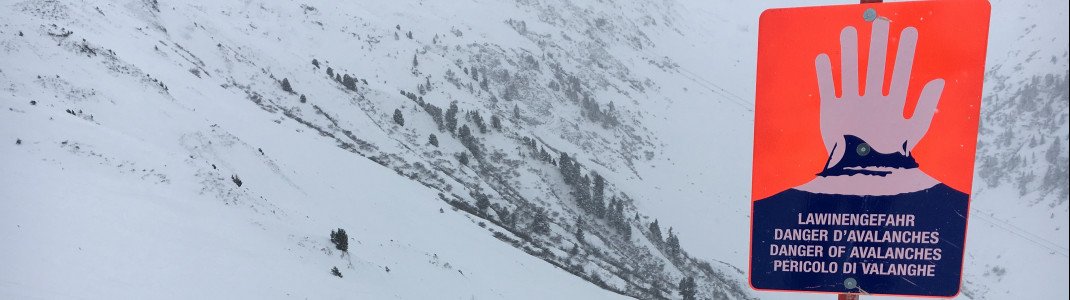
[
  {"x1": 0, "y1": 1, "x2": 641, "y2": 298},
  {"x1": 959, "y1": 0, "x2": 1068, "y2": 299},
  {"x1": 1, "y1": 0, "x2": 752, "y2": 298},
  {"x1": 0, "y1": 113, "x2": 621, "y2": 299},
  {"x1": 1, "y1": 0, "x2": 1066, "y2": 299}
]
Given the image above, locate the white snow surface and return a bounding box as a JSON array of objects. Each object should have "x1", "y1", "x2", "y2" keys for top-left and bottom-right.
[{"x1": 0, "y1": 0, "x2": 626, "y2": 298}]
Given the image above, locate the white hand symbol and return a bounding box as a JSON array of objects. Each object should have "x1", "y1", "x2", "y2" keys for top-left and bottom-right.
[{"x1": 815, "y1": 18, "x2": 944, "y2": 167}]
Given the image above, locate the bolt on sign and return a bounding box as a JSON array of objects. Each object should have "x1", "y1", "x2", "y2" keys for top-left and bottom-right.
[{"x1": 749, "y1": 1, "x2": 991, "y2": 297}]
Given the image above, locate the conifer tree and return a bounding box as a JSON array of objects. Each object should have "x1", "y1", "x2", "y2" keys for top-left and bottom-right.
[
  {"x1": 592, "y1": 173, "x2": 606, "y2": 218},
  {"x1": 491, "y1": 115, "x2": 502, "y2": 131},
  {"x1": 559, "y1": 152, "x2": 574, "y2": 184},
  {"x1": 531, "y1": 209, "x2": 550, "y2": 235},
  {"x1": 330, "y1": 228, "x2": 349, "y2": 252},
  {"x1": 474, "y1": 192, "x2": 490, "y2": 211},
  {"x1": 393, "y1": 108, "x2": 405, "y2": 126},
  {"x1": 649, "y1": 219, "x2": 663, "y2": 243},
  {"x1": 667, "y1": 227, "x2": 681, "y2": 257},
  {"x1": 472, "y1": 111, "x2": 488, "y2": 133},
  {"x1": 445, "y1": 101, "x2": 459, "y2": 133},
  {"x1": 425, "y1": 104, "x2": 444, "y2": 130},
  {"x1": 574, "y1": 217, "x2": 585, "y2": 242},
  {"x1": 457, "y1": 151, "x2": 469, "y2": 165},
  {"x1": 679, "y1": 276, "x2": 697, "y2": 300},
  {"x1": 281, "y1": 78, "x2": 293, "y2": 93},
  {"x1": 428, "y1": 134, "x2": 439, "y2": 147},
  {"x1": 331, "y1": 266, "x2": 343, "y2": 278},
  {"x1": 459, "y1": 124, "x2": 472, "y2": 140},
  {"x1": 649, "y1": 280, "x2": 662, "y2": 298},
  {"x1": 576, "y1": 174, "x2": 592, "y2": 212}
]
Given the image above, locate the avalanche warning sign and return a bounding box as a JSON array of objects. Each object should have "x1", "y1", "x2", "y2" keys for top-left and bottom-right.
[{"x1": 749, "y1": 1, "x2": 991, "y2": 297}]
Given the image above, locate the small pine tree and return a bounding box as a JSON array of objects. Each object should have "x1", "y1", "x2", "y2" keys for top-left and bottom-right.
[
  {"x1": 679, "y1": 276, "x2": 697, "y2": 300},
  {"x1": 459, "y1": 125, "x2": 480, "y2": 154},
  {"x1": 559, "y1": 152, "x2": 574, "y2": 185},
  {"x1": 330, "y1": 228, "x2": 349, "y2": 252},
  {"x1": 649, "y1": 219, "x2": 662, "y2": 243},
  {"x1": 393, "y1": 109, "x2": 405, "y2": 126},
  {"x1": 491, "y1": 115, "x2": 502, "y2": 131},
  {"x1": 649, "y1": 280, "x2": 662, "y2": 298},
  {"x1": 300, "y1": 94, "x2": 307, "y2": 103},
  {"x1": 445, "y1": 101, "x2": 459, "y2": 134},
  {"x1": 342, "y1": 74, "x2": 357, "y2": 91},
  {"x1": 458, "y1": 125, "x2": 472, "y2": 147},
  {"x1": 457, "y1": 152, "x2": 469, "y2": 165},
  {"x1": 474, "y1": 192, "x2": 490, "y2": 211},
  {"x1": 666, "y1": 227, "x2": 681, "y2": 257},
  {"x1": 592, "y1": 173, "x2": 605, "y2": 218},
  {"x1": 531, "y1": 209, "x2": 550, "y2": 235},
  {"x1": 428, "y1": 134, "x2": 439, "y2": 147},
  {"x1": 312, "y1": 58, "x2": 320, "y2": 68},
  {"x1": 426, "y1": 104, "x2": 444, "y2": 130},
  {"x1": 281, "y1": 78, "x2": 293, "y2": 93},
  {"x1": 459, "y1": 124, "x2": 481, "y2": 158},
  {"x1": 326, "y1": 67, "x2": 334, "y2": 77},
  {"x1": 513, "y1": 104, "x2": 521, "y2": 120},
  {"x1": 471, "y1": 111, "x2": 488, "y2": 133},
  {"x1": 574, "y1": 217, "x2": 584, "y2": 242},
  {"x1": 331, "y1": 266, "x2": 343, "y2": 278},
  {"x1": 576, "y1": 175, "x2": 593, "y2": 212}
]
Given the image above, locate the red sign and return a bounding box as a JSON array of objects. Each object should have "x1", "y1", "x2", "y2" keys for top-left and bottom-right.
[{"x1": 750, "y1": 1, "x2": 990, "y2": 297}]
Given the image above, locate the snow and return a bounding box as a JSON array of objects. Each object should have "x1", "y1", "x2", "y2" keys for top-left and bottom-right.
[{"x1": 0, "y1": 1, "x2": 625, "y2": 298}]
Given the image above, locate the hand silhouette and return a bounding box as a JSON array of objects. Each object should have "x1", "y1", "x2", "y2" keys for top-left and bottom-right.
[{"x1": 814, "y1": 18, "x2": 944, "y2": 168}]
